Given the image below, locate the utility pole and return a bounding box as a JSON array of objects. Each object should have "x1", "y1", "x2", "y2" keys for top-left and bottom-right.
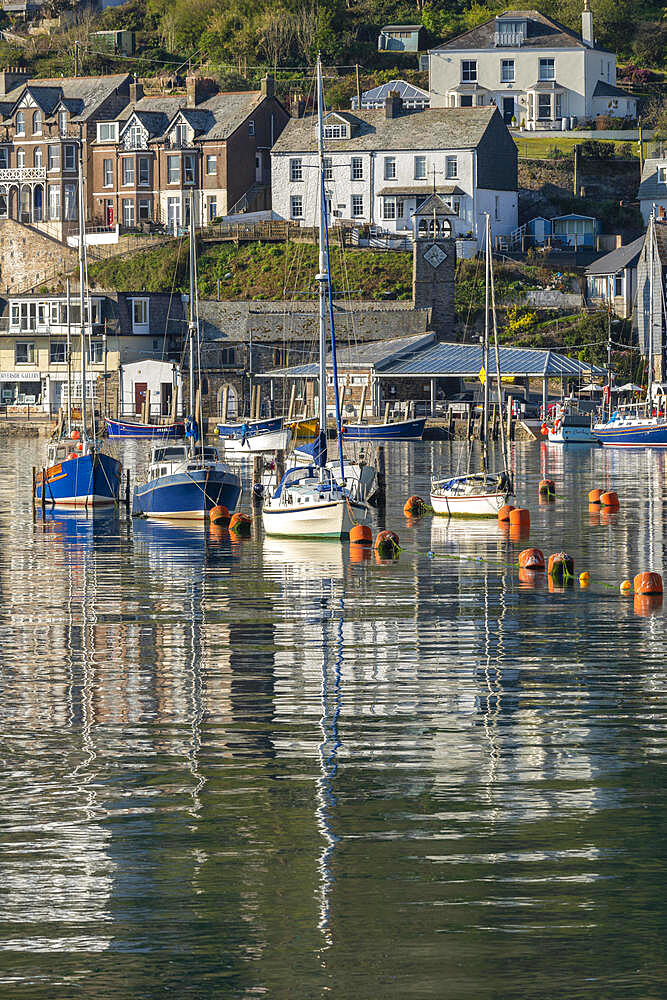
[
  {"x1": 638, "y1": 120, "x2": 644, "y2": 173},
  {"x1": 355, "y1": 64, "x2": 361, "y2": 109},
  {"x1": 573, "y1": 144, "x2": 578, "y2": 197},
  {"x1": 74, "y1": 39, "x2": 79, "y2": 77}
]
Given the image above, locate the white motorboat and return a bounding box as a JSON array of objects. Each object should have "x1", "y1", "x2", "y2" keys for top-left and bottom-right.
[
  {"x1": 217, "y1": 417, "x2": 292, "y2": 454},
  {"x1": 545, "y1": 400, "x2": 597, "y2": 443},
  {"x1": 430, "y1": 473, "x2": 510, "y2": 517}
]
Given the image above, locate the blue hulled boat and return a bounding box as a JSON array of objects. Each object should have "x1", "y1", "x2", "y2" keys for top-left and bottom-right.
[
  {"x1": 593, "y1": 409, "x2": 667, "y2": 447},
  {"x1": 133, "y1": 443, "x2": 241, "y2": 519},
  {"x1": 105, "y1": 416, "x2": 184, "y2": 439},
  {"x1": 36, "y1": 439, "x2": 121, "y2": 507},
  {"x1": 342, "y1": 416, "x2": 426, "y2": 441}
]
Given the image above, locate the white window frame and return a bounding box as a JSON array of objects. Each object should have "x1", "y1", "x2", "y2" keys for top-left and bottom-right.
[
  {"x1": 248, "y1": 120, "x2": 255, "y2": 135},
  {"x1": 167, "y1": 155, "x2": 180, "y2": 184},
  {"x1": 351, "y1": 156, "x2": 363, "y2": 181},
  {"x1": 15, "y1": 111, "x2": 25, "y2": 136},
  {"x1": 103, "y1": 158, "x2": 113, "y2": 188},
  {"x1": 33, "y1": 110, "x2": 42, "y2": 135},
  {"x1": 445, "y1": 156, "x2": 458, "y2": 179},
  {"x1": 50, "y1": 340, "x2": 67, "y2": 364},
  {"x1": 138, "y1": 156, "x2": 150, "y2": 187},
  {"x1": 122, "y1": 199, "x2": 135, "y2": 227},
  {"x1": 16, "y1": 147, "x2": 25, "y2": 168},
  {"x1": 290, "y1": 194, "x2": 303, "y2": 219},
  {"x1": 323, "y1": 157, "x2": 333, "y2": 181},
  {"x1": 138, "y1": 198, "x2": 151, "y2": 221},
  {"x1": 351, "y1": 193, "x2": 363, "y2": 217},
  {"x1": 122, "y1": 157, "x2": 134, "y2": 186},
  {"x1": 539, "y1": 58, "x2": 555, "y2": 81},
  {"x1": 15, "y1": 341, "x2": 35, "y2": 364},
  {"x1": 97, "y1": 122, "x2": 118, "y2": 143},
  {"x1": 501, "y1": 59, "x2": 515, "y2": 83},
  {"x1": 658, "y1": 166, "x2": 667, "y2": 184},
  {"x1": 132, "y1": 297, "x2": 149, "y2": 330},
  {"x1": 183, "y1": 154, "x2": 195, "y2": 185},
  {"x1": 48, "y1": 145, "x2": 60, "y2": 172},
  {"x1": 414, "y1": 155, "x2": 427, "y2": 180},
  {"x1": 461, "y1": 60, "x2": 477, "y2": 83},
  {"x1": 384, "y1": 156, "x2": 396, "y2": 180},
  {"x1": 206, "y1": 154, "x2": 217, "y2": 175},
  {"x1": 289, "y1": 158, "x2": 303, "y2": 182}
]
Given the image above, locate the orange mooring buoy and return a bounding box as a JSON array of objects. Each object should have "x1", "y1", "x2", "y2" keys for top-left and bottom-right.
[
  {"x1": 548, "y1": 551, "x2": 574, "y2": 584},
  {"x1": 600, "y1": 491, "x2": 619, "y2": 508},
  {"x1": 538, "y1": 479, "x2": 555, "y2": 499},
  {"x1": 509, "y1": 507, "x2": 530, "y2": 529},
  {"x1": 588, "y1": 488, "x2": 603, "y2": 504},
  {"x1": 403, "y1": 496, "x2": 426, "y2": 517},
  {"x1": 633, "y1": 572, "x2": 663, "y2": 595},
  {"x1": 374, "y1": 529, "x2": 400, "y2": 559},
  {"x1": 518, "y1": 547, "x2": 545, "y2": 570},
  {"x1": 350, "y1": 523, "x2": 373, "y2": 545},
  {"x1": 229, "y1": 512, "x2": 252, "y2": 537},
  {"x1": 209, "y1": 504, "x2": 230, "y2": 525},
  {"x1": 497, "y1": 504, "x2": 515, "y2": 522}
]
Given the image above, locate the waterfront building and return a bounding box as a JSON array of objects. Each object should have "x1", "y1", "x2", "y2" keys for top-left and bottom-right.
[
  {"x1": 90, "y1": 75, "x2": 288, "y2": 230},
  {"x1": 378, "y1": 25, "x2": 427, "y2": 54},
  {"x1": 271, "y1": 100, "x2": 517, "y2": 243},
  {"x1": 428, "y1": 4, "x2": 637, "y2": 128},
  {"x1": 637, "y1": 155, "x2": 667, "y2": 226},
  {"x1": 585, "y1": 235, "x2": 643, "y2": 318}
]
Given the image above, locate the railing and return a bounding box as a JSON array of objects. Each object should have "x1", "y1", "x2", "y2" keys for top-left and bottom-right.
[
  {"x1": 0, "y1": 166, "x2": 46, "y2": 182},
  {"x1": 494, "y1": 30, "x2": 525, "y2": 45}
]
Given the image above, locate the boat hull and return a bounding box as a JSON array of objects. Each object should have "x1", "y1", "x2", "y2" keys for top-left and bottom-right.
[
  {"x1": 221, "y1": 428, "x2": 292, "y2": 454},
  {"x1": 133, "y1": 469, "x2": 242, "y2": 520},
  {"x1": 36, "y1": 451, "x2": 121, "y2": 507},
  {"x1": 105, "y1": 417, "x2": 184, "y2": 439},
  {"x1": 262, "y1": 498, "x2": 367, "y2": 538},
  {"x1": 593, "y1": 420, "x2": 667, "y2": 447},
  {"x1": 342, "y1": 417, "x2": 426, "y2": 442},
  {"x1": 430, "y1": 490, "x2": 507, "y2": 517},
  {"x1": 548, "y1": 425, "x2": 597, "y2": 444}
]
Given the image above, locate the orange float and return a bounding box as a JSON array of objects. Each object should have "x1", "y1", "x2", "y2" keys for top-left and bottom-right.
[
  {"x1": 633, "y1": 572, "x2": 663, "y2": 595},
  {"x1": 600, "y1": 491, "x2": 619, "y2": 507},
  {"x1": 374, "y1": 529, "x2": 400, "y2": 559},
  {"x1": 509, "y1": 507, "x2": 530, "y2": 529},
  {"x1": 229, "y1": 512, "x2": 252, "y2": 537},
  {"x1": 403, "y1": 495, "x2": 426, "y2": 517},
  {"x1": 209, "y1": 504, "x2": 230, "y2": 525},
  {"x1": 350, "y1": 523, "x2": 372, "y2": 545},
  {"x1": 518, "y1": 548, "x2": 545, "y2": 570},
  {"x1": 538, "y1": 478, "x2": 555, "y2": 499},
  {"x1": 588, "y1": 488, "x2": 603, "y2": 503},
  {"x1": 548, "y1": 551, "x2": 574, "y2": 585},
  {"x1": 497, "y1": 504, "x2": 515, "y2": 522}
]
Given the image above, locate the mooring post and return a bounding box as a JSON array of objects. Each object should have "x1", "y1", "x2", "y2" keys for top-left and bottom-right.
[
  {"x1": 375, "y1": 444, "x2": 386, "y2": 507},
  {"x1": 125, "y1": 470, "x2": 130, "y2": 512},
  {"x1": 41, "y1": 468, "x2": 46, "y2": 511},
  {"x1": 252, "y1": 455, "x2": 264, "y2": 509}
]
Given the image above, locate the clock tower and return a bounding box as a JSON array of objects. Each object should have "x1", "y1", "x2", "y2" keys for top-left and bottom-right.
[{"x1": 411, "y1": 194, "x2": 456, "y2": 340}]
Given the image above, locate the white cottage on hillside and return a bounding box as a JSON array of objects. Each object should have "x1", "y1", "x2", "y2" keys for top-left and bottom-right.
[
  {"x1": 637, "y1": 156, "x2": 667, "y2": 225},
  {"x1": 428, "y1": 3, "x2": 636, "y2": 129},
  {"x1": 271, "y1": 99, "x2": 518, "y2": 243}
]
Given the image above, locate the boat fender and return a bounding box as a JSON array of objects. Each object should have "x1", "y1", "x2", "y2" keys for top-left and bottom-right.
[
  {"x1": 374, "y1": 530, "x2": 400, "y2": 559},
  {"x1": 209, "y1": 504, "x2": 230, "y2": 526},
  {"x1": 634, "y1": 572, "x2": 663, "y2": 596},
  {"x1": 588, "y1": 489, "x2": 603, "y2": 504},
  {"x1": 509, "y1": 507, "x2": 530, "y2": 529},
  {"x1": 620, "y1": 579, "x2": 632, "y2": 593},
  {"x1": 579, "y1": 572, "x2": 590, "y2": 587},
  {"x1": 350, "y1": 524, "x2": 372, "y2": 545},
  {"x1": 68, "y1": 452, "x2": 77, "y2": 460},
  {"x1": 518, "y1": 548, "x2": 545, "y2": 570},
  {"x1": 252, "y1": 483, "x2": 264, "y2": 498},
  {"x1": 540, "y1": 423, "x2": 548, "y2": 436},
  {"x1": 600, "y1": 491, "x2": 619, "y2": 508},
  {"x1": 229, "y1": 512, "x2": 252, "y2": 537},
  {"x1": 548, "y1": 552, "x2": 574, "y2": 585},
  {"x1": 497, "y1": 504, "x2": 515, "y2": 522}
]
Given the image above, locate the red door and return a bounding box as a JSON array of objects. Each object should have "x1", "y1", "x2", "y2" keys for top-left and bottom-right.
[
  {"x1": 135, "y1": 382, "x2": 147, "y2": 415},
  {"x1": 106, "y1": 203, "x2": 113, "y2": 228}
]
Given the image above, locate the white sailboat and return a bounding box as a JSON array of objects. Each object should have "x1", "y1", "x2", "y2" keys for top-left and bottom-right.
[
  {"x1": 262, "y1": 58, "x2": 369, "y2": 539},
  {"x1": 430, "y1": 215, "x2": 513, "y2": 516}
]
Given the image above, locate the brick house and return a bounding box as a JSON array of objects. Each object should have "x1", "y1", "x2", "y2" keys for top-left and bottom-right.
[
  {"x1": 0, "y1": 68, "x2": 132, "y2": 239},
  {"x1": 90, "y1": 75, "x2": 289, "y2": 230}
]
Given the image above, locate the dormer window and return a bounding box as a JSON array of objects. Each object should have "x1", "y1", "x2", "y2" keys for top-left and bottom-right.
[
  {"x1": 494, "y1": 17, "x2": 526, "y2": 46},
  {"x1": 173, "y1": 124, "x2": 187, "y2": 147},
  {"x1": 128, "y1": 124, "x2": 143, "y2": 149},
  {"x1": 59, "y1": 111, "x2": 67, "y2": 136},
  {"x1": 324, "y1": 120, "x2": 347, "y2": 139},
  {"x1": 16, "y1": 111, "x2": 25, "y2": 136},
  {"x1": 33, "y1": 110, "x2": 42, "y2": 135},
  {"x1": 97, "y1": 122, "x2": 118, "y2": 143}
]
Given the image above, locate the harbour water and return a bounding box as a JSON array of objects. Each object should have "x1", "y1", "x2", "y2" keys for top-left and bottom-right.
[{"x1": 1, "y1": 437, "x2": 665, "y2": 998}]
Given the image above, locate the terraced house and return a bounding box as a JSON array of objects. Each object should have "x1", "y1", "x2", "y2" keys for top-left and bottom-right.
[
  {"x1": 90, "y1": 75, "x2": 288, "y2": 230},
  {"x1": 0, "y1": 68, "x2": 132, "y2": 240}
]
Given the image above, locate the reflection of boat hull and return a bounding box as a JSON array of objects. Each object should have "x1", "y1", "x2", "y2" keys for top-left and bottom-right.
[
  {"x1": 105, "y1": 417, "x2": 184, "y2": 439},
  {"x1": 133, "y1": 469, "x2": 241, "y2": 519},
  {"x1": 342, "y1": 417, "x2": 426, "y2": 441},
  {"x1": 430, "y1": 490, "x2": 507, "y2": 517},
  {"x1": 36, "y1": 451, "x2": 121, "y2": 506},
  {"x1": 593, "y1": 419, "x2": 667, "y2": 447},
  {"x1": 262, "y1": 498, "x2": 367, "y2": 538}
]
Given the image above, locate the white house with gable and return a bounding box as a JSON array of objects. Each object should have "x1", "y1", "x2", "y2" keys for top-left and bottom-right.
[
  {"x1": 428, "y1": 3, "x2": 637, "y2": 129},
  {"x1": 271, "y1": 97, "x2": 518, "y2": 243}
]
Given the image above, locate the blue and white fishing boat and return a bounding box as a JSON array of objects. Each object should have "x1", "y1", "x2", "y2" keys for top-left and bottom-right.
[
  {"x1": 36, "y1": 155, "x2": 121, "y2": 508},
  {"x1": 262, "y1": 58, "x2": 369, "y2": 540},
  {"x1": 216, "y1": 415, "x2": 291, "y2": 454},
  {"x1": 105, "y1": 416, "x2": 184, "y2": 439},
  {"x1": 342, "y1": 416, "x2": 426, "y2": 442},
  {"x1": 133, "y1": 194, "x2": 242, "y2": 520}
]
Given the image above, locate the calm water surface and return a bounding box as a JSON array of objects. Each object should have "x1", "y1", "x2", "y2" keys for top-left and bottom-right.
[{"x1": 0, "y1": 437, "x2": 665, "y2": 998}]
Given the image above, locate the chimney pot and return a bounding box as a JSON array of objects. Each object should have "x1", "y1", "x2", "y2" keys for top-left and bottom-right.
[
  {"x1": 582, "y1": 0, "x2": 594, "y2": 47},
  {"x1": 384, "y1": 91, "x2": 403, "y2": 119},
  {"x1": 261, "y1": 74, "x2": 275, "y2": 99}
]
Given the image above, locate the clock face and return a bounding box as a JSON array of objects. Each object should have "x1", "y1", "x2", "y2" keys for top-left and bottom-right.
[{"x1": 423, "y1": 243, "x2": 447, "y2": 269}]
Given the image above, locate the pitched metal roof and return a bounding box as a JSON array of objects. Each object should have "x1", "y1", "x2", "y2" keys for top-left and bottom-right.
[
  {"x1": 585, "y1": 235, "x2": 644, "y2": 276},
  {"x1": 433, "y1": 9, "x2": 610, "y2": 52},
  {"x1": 353, "y1": 79, "x2": 430, "y2": 108},
  {"x1": 637, "y1": 157, "x2": 667, "y2": 202},
  {"x1": 272, "y1": 106, "x2": 500, "y2": 154}
]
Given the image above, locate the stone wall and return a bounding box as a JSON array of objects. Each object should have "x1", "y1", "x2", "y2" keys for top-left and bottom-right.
[{"x1": 0, "y1": 220, "x2": 78, "y2": 295}]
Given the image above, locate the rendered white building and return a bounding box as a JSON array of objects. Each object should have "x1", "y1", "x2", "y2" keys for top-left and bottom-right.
[
  {"x1": 637, "y1": 157, "x2": 667, "y2": 225},
  {"x1": 428, "y1": 4, "x2": 637, "y2": 129},
  {"x1": 271, "y1": 99, "x2": 518, "y2": 242}
]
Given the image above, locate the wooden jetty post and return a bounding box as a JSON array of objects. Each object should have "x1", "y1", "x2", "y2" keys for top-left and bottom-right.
[
  {"x1": 221, "y1": 385, "x2": 229, "y2": 423},
  {"x1": 125, "y1": 470, "x2": 131, "y2": 512},
  {"x1": 375, "y1": 444, "x2": 386, "y2": 507},
  {"x1": 41, "y1": 468, "x2": 46, "y2": 511},
  {"x1": 466, "y1": 405, "x2": 473, "y2": 440},
  {"x1": 359, "y1": 385, "x2": 367, "y2": 424},
  {"x1": 506, "y1": 396, "x2": 514, "y2": 441},
  {"x1": 275, "y1": 449, "x2": 285, "y2": 485}
]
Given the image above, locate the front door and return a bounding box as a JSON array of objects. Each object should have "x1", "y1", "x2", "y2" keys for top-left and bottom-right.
[
  {"x1": 160, "y1": 382, "x2": 172, "y2": 416},
  {"x1": 105, "y1": 200, "x2": 113, "y2": 228},
  {"x1": 134, "y1": 382, "x2": 147, "y2": 415},
  {"x1": 503, "y1": 97, "x2": 514, "y2": 124},
  {"x1": 167, "y1": 197, "x2": 180, "y2": 233}
]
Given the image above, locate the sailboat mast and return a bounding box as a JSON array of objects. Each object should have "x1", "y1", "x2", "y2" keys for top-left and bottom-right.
[
  {"x1": 316, "y1": 57, "x2": 328, "y2": 452},
  {"x1": 647, "y1": 212, "x2": 654, "y2": 408},
  {"x1": 188, "y1": 191, "x2": 196, "y2": 458},
  {"x1": 77, "y1": 140, "x2": 87, "y2": 441},
  {"x1": 483, "y1": 215, "x2": 490, "y2": 454}
]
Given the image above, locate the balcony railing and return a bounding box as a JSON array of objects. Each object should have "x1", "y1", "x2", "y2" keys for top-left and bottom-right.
[
  {"x1": 494, "y1": 31, "x2": 524, "y2": 46},
  {"x1": 0, "y1": 167, "x2": 47, "y2": 182}
]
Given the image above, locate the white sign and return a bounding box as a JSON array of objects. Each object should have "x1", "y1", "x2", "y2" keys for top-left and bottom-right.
[{"x1": 0, "y1": 371, "x2": 42, "y2": 382}]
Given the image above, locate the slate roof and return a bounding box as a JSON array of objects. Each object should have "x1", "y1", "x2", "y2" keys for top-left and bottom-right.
[
  {"x1": 411, "y1": 193, "x2": 457, "y2": 216},
  {"x1": 116, "y1": 90, "x2": 263, "y2": 142},
  {"x1": 637, "y1": 158, "x2": 667, "y2": 202},
  {"x1": 585, "y1": 235, "x2": 644, "y2": 276},
  {"x1": 655, "y1": 222, "x2": 667, "y2": 265},
  {"x1": 272, "y1": 106, "x2": 501, "y2": 154},
  {"x1": 3, "y1": 74, "x2": 130, "y2": 123},
  {"x1": 352, "y1": 79, "x2": 430, "y2": 109},
  {"x1": 376, "y1": 184, "x2": 464, "y2": 197},
  {"x1": 198, "y1": 91, "x2": 264, "y2": 140},
  {"x1": 433, "y1": 9, "x2": 610, "y2": 52},
  {"x1": 592, "y1": 80, "x2": 635, "y2": 99}
]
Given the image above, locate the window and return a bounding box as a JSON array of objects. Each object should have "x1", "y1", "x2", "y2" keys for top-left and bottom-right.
[
  {"x1": 383, "y1": 198, "x2": 403, "y2": 220},
  {"x1": 323, "y1": 157, "x2": 333, "y2": 181},
  {"x1": 138, "y1": 198, "x2": 151, "y2": 221},
  {"x1": 462, "y1": 60, "x2": 477, "y2": 82},
  {"x1": 63, "y1": 183, "x2": 77, "y2": 220},
  {"x1": 446, "y1": 196, "x2": 461, "y2": 217},
  {"x1": 48, "y1": 185, "x2": 60, "y2": 220},
  {"x1": 173, "y1": 124, "x2": 186, "y2": 147},
  {"x1": 351, "y1": 156, "x2": 363, "y2": 180},
  {"x1": 539, "y1": 58, "x2": 555, "y2": 81},
  {"x1": 0, "y1": 148, "x2": 7, "y2": 169},
  {"x1": 658, "y1": 166, "x2": 667, "y2": 184},
  {"x1": 10, "y1": 303, "x2": 19, "y2": 327},
  {"x1": 167, "y1": 155, "x2": 180, "y2": 184},
  {"x1": 122, "y1": 158, "x2": 134, "y2": 186},
  {"x1": 16, "y1": 111, "x2": 25, "y2": 135},
  {"x1": 538, "y1": 94, "x2": 551, "y2": 119},
  {"x1": 65, "y1": 145, "x2": 77, "y2": 170},
  {"x1": 50, "y1": 301, "x2": 60, "y2": 324},
  {"x1": 33, "y1": 110, "x2": 42, "y2": 135},
  {"x1": 122, "y1": 199, "x2": 135, "y2": 227},
  {"x1": 208, "y1": 197, "x2": 217, "y2": 222},
  {"x1": 289, "y1": 158, "x2": 303, "y2": 182},
  {"x1": 132, "y1": 298, "x2": 149, "y2": 329},
  {"x1": 495, "y1": 195, "x2": 500, "y2": 220},
  {"x1": 138, "y1": 157, "x2": 149, "y2": 186},
  {"x1": 103, "y1": 158, "x2": 113, "y2": 187},
  {"x1": 554, "y1": 93, "x2": 562, "y2": 119},
  {"x1": 351, "y1": 193, "x2": 363, "y2": 217},
  {"x1": 414, "y1": 155, "x2": 426, "y2": 180},
  {"x1": 248, "y1": 120, "x2": 255, "y2": 135},
  {"x1": 58, "y1": 111, "x2": 67, "y2": 136},
  {"x1": 89, "y1": 340, "x2": 104, "y2": 364},
  {"x1": 460, "y1": 95, "x2": 473, "y2": 107},
  {"x1": 324, "y1": 123, "x2": 345, "y2": 139},
  {"x1": 206, "y1": 154, "x2": 217, "y2": 175},
  {"x1": 97, "y1": 122, "x2": 118, "y2": 143},
  {"x1": 0, "y1": 192, "x2": 7, "y2": 217},
  {"x1": 34, "y1": 147, "x2": 42, "y2": 168},
  {"x1": 445, "y1": 155, "x2": 458, "y2": 179},
  {"x1": 614, "y1": 275, "x2": 624, "y2": 297},
  {"x1": 501, "y1": 59, "x2": 515, "y2": 82},
  {"x1": 48, "y1": 145, "x2": 60, "y2": 171},
  {"x1": 16, "y1": 148, "x2": 25, "y2": 168},
  {"x1": 50, "y1": 340, "x2": 66, "y2": 363},
  {"x1": 184, "y1": 154, "x2": 195, "y2": 184},
  {"x1": 128, "y1": 125, "x2": 142, "y2": 149},
  {"x1": 384, "y1": 156, "x2": 396, "y2": 180},
  {"x1": 290, "y1": 194, "x2": 303, "y2": 218},
  {"x1": 15, "y1": 342, "x2": 35, "y2": 363}
]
